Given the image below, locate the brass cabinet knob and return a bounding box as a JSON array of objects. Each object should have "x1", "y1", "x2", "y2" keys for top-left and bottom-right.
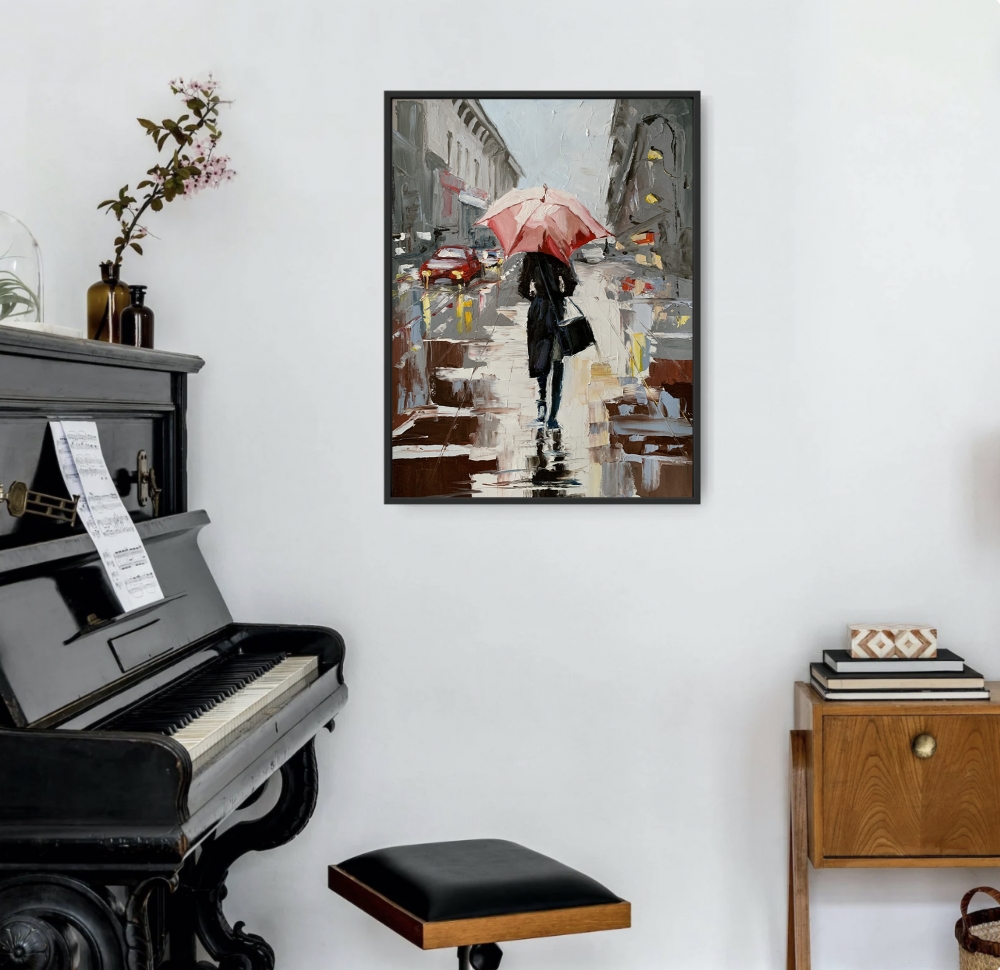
[{"x1": 912, "y1": 733, "x2": 937, "y2": 759}]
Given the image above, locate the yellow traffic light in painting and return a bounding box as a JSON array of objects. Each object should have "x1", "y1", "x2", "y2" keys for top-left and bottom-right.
[
  {"x1": 647, "y1": 148, "x2": 663, "y2": 160},
  {"x1": 645, "y1": 193, "x2": 660, "y2": 204}
]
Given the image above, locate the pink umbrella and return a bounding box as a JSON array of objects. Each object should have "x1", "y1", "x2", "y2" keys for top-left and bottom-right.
[{"x1": 474, "y1": 185, "x2": 612, "y2": 265}]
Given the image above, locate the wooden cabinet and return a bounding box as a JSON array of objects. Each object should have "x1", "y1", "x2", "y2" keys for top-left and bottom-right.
[{"x1": 788, "y1": 682, "x2": 1000, "y2": 969}]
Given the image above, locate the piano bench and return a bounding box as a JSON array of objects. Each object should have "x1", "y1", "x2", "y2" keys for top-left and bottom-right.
[{"x1": 327, "y1": 838, "x2": 630, "y2": 970}]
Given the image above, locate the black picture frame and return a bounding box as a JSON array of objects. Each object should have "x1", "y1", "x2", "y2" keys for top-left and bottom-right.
[{"x1": 385, "y1": 91, "x2": 701, "y2": 504}]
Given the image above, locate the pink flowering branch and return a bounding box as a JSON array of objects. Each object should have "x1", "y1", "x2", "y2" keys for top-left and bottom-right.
[{"x1": 98, "y1": 74, "x2": 236, "y2": 268}]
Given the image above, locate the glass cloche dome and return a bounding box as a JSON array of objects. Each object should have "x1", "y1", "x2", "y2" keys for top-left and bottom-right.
[{"x1": 0, "y1": 211, "x2": 44, "y2": 325}]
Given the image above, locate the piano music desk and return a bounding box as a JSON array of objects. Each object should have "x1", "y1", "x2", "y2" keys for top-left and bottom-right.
[{"x1": 789, "y1": 681, "x2": 1000, "y2": 970}]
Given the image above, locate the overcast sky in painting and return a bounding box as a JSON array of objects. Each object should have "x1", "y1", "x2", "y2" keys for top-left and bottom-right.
[{"x1": 480, "y1": 99, "x2": 616, "y2": 222}]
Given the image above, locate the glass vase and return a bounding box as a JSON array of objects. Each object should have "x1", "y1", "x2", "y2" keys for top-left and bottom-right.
[
  {"x1": 0, "y1": 212, "x2": 44, "y2": 326},
  {"x1": 87, "y1": 262, "x2": 129, "y2": 342},
  {"x1": 120, "y1": 285, "x2": 154, "y2": 349}
]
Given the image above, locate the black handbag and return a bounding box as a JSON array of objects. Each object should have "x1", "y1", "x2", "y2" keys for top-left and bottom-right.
[
  {"x1": 538, "y1": 262, "x2": 596, "y2": 358},
  {"x1": 555, "y1": 299, "x2": 596, "y2": 357}
]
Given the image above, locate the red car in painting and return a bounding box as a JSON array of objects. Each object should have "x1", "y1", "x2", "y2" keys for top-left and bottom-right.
[{"x1": 420, "y1": 247, "x2": 482, "y2": 284}]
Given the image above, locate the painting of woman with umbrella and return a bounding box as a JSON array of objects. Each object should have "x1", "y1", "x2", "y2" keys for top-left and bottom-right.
[{"x1": 386, "y1": 93, "x2": 699, "y2": 502}]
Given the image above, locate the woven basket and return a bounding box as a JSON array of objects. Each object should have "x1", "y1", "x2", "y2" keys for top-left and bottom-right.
[{"x1": 957, "y1": 888, "x2": 1000, "y2": 970}]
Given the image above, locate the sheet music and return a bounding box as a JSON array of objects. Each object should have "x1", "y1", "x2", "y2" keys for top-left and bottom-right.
[{"x1": 50, "y1": 420, "x2": 164, "y2": 613}]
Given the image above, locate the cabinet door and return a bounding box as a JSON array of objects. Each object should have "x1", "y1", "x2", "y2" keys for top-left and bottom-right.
[{"x1": 823, "y1": 715, "x2": 1000, "y2": 858}]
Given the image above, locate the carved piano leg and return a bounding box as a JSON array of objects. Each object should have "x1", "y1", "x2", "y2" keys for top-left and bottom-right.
[
  {"x1": 177, "y1": 740, "x2": 319, "y2": 970},
  {"x1": 125, "y1": 878, "x2": 176, "y2": 970},
  {"x1": 0, "y1": 874, "x2": 126, "y2": 970}
]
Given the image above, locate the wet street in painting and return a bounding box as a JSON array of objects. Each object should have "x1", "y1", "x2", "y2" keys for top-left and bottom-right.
[{"x1": 390, "y1": 254, "x2": 694, "y2": 499}]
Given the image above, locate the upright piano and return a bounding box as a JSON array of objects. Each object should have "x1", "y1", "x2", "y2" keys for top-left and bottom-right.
[{"x1": 0, "y1": 328, "x2": 348, "y2": 970}]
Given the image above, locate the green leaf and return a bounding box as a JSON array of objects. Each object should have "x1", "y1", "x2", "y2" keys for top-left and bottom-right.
[
  {"x1": 150, "y1": 198, "x2": 163, "y2": 211},
  {"x1": 0, "y1": 270, "x2": 40, "y2": 320},
  {"x1": 97, "y1": 200, "x2": 115, "y2": 209},
  {"x1": 138, "y1": 118, "x2": 158, "y2": 131},
  {"x1": 137, "y1": 180, "x2": 152, "y2": 189},
  {"x1": 130, "y1": 243, "x2": 143, "y2": 255}
]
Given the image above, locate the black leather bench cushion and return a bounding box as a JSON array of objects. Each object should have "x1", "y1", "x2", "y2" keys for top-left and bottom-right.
[{"x1": 337, "y1": 838, "x2": 622, "y2": 922}]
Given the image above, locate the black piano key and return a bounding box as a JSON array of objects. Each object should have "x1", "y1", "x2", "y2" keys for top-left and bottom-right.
[{"x1": 102, "y1": 652, "x2": 288, "y2": 734}]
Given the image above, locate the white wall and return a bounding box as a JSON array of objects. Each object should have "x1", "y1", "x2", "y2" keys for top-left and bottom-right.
[{"x1": 4, "y1": 1, "x2": 1000, "y2": 966}]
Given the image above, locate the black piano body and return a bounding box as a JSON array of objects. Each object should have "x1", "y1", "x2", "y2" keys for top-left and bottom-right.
[{"x1": 0, "y1": 329, "x2": 347, "y2": 970}]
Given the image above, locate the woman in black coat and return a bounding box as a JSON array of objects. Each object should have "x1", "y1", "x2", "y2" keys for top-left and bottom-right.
[{"x1": 517, "y1": 251, "x2": 578, "y2": 429}]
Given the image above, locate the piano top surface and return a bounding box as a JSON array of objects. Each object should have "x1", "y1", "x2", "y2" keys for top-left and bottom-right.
[{"x1": 0, "y1": 323, "x2": 205, "y2": 373}]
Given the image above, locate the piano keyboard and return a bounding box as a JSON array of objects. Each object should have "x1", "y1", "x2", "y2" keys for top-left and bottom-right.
[
  {"x1": 171, "y1": 655, "x2": 317, "y2": 762},
  {"x1": 102, "y1": 652, "x2": 319, "y2": 765}
]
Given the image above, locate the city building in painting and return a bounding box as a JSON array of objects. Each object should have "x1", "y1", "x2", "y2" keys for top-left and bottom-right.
[
  {"x1": 391, "y1": 98, "x2": 523, "y2": 254},
  {"x1": 606, "y1": 98, "x2": 696, "y2": 279}
]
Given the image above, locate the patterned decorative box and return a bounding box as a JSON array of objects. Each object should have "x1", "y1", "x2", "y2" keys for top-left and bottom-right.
[{"x1": 848, "y1": 624, "x2": 938, "y2": 659}]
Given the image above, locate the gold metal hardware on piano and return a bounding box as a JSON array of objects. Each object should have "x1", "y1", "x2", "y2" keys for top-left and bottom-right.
[
  {"x1": 0, "y1": 480, "x2": 79, "y2": 525},
  {"x1": 136, "y1": 450, "x2": 161, "y2": 516}
]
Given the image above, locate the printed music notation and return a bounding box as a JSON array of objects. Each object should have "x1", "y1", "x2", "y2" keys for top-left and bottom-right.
[
  {"x1": 85, "y1": 492, "x2": 134, "y2": 536},
  {"x1": 51, "y1": 420, "x2": 164, "y2": 614},
  {"x1": 125, "y1": 570, "x2": 161, "y2": 600},
  {"x1": 67, "y1": 455, "x2": 106, "y2": 475}
]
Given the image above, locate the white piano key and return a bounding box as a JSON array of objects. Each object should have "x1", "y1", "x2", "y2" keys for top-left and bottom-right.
[{"x1": 170, "y1": 655, "x2": 318, "y2": 764}]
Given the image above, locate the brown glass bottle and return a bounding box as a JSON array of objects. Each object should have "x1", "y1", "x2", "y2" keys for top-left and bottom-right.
[
  {"x1": 86, "y1": 262, "x2": 129, "y2": 342},
  {"x1": 120, "y1": 285, "x2": 154, "y2": 349}
]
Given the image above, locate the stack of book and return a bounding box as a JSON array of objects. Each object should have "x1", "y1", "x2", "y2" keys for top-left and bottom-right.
[{"x1": 810, "y1": 648, "x2": 990, "y2": 701}]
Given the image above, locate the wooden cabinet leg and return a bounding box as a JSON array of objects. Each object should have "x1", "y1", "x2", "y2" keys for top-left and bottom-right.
[{"x1": 788, "y1": 730, "x2": 810, "y2": 970}]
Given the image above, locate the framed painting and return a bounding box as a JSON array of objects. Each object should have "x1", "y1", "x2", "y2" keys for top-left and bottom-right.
[{"x1": 386, "y1": 91, "x2": 700, "y2": 503}]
